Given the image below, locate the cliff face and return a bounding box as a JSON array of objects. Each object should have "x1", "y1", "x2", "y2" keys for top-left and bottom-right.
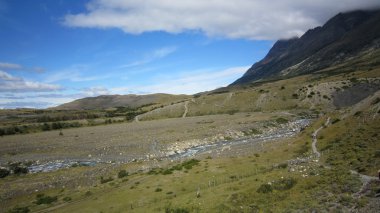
[{"x1": 232, "y1": 10, "x2": 380, "y2": 85}]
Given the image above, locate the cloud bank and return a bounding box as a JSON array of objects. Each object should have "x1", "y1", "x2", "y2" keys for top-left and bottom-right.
[
  {"x1": 63, "y1": 0, "x2": 380, "y2": 40},
  {"x1": 0, "y1": 70, "x2": 60, "y2": 92},
  {"x1": 112, "y1": 65, "x2": 250, "y2": 94}
]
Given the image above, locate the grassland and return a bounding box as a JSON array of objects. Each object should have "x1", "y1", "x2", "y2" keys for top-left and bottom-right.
[{"x1": 1, "y1": 67, "x2": 380, "y2": 212}]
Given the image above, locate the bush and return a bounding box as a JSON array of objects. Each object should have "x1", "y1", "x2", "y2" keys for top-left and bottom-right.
[
  {"x1": 277, "y1": 163, "x2": 288, "y2": 169},
  {"x1": 162, "y1": 169, "x2": 173, "y2": 175},
  {"x1": 0, "y1": 168, "x2": 10, "y2": 178},
  {"x1": 100, "y1": 176, "x2": 114, "y2": 184},
  {"x1": 162, "y1": 159, "x2": 200, "y2": 174},
  {"x1": 35, "y1": 194, "x2": 57, "y2": 205},
  {"x1": 8, "y1": 206, "x2": 30, "y2": 213},
  {"x1": 42, "y1": 123, "x2": 51, "y2": 131},
  {"x1": 118, "y1": 170, "x2": 128, "y2": 178},
  {"x1": 13, "y1": 166, "x2": 28, "y2": 175},
  {"x1": 275, "y1": 118, "x2": 288, "y2": 124},
  {"x1": 155, "y1": 188, "x2": 162, "y2": 192},
  {"x1": 165, "y1": 207, "x2": 190, "y2": 213},
  {"x1": 9, "y1": 163, "x2": 28, "y2": 175},
  {"x1": 273, "y1": 178, "x2": 297, "y2": 191},
  {"x1": 182, "y1": 159, "x2": 200, "y2": 170},
  {"x1": 63, "y1": 196, "x2": 72, "y2": 202},
  {"x1": 257, "y1": 183, "x2": 273, "y2": 193},
  {"x1": 331, "y1": 118, "x2": 340, "y2": 124},
  {"x1": 227, "y1": 110, "x2": 238, "y2": 115}
]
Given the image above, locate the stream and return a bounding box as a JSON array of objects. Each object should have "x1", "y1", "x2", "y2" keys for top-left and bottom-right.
[{"x1": 26, "y1": 119, "x2": 310, "y2": 173}]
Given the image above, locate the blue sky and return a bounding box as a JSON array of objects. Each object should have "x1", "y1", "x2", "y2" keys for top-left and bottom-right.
[{"x1": 1, "y1": 0, "x2": 379, "y2": 108}]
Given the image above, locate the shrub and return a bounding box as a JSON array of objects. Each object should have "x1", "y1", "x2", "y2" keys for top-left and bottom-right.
[
  {"x1": 277, "y1": 163, "x2": 288, "y2": 169},
  {"x1": 9, "y1": 163, "x2": 28, "y2": 175},
  {"x1": 349, "y1": 77, "x2": 358, "y2": 83},
  {"x1": 371, "y1": 97, "x2": 380, "y2": 105},
  {"x1": 165, "y1": 207, "x2": 190, "y2": 213},
  {"x1": 162, "y1": 169, "x2": 173, "y2": 175},
  {"x1": 182, "y1": 159, "x2": 200, "y2": 170},
  {"x1": 63, "y1": 196, "x2": 72, "y2": 202},
  {"x1": 257, "y1": 183, "x2": 273, "y2": 193},
  {"x1": 8, "y1": 206, "x2": 30, "y2": 213},
  {"x1": 118, "y1": 170, "x2": 128, "y2": 178},
  {"x1": 292, "y1": 94, "x2": 299, "y2": 99},
  {"x1": 35, "y1": 194, "x2": 57, "y2": 205},
  {"x1": 275, "y1": 118, "x2": 288, "y2": 124},
  {"x1": 374, "y1": 150, "x2": 380, "y2": 158},
  {"x1": 100, "y1": 176, "x2": 114, "y2": 184},
  {"x1": 227, "y1": 110, "x2": 238, "y2": 115},
  {"x1": 155, "y1": 188, "x2": 162, "y2": 192},
  {"x1": 273, "y1": 178, "x2": 297, "y2": 191},
  {"x1": 42, "y1": 123, "x2": 51, "y2": 131},
  {"x1": 0, "y1": 168, "x2": 10, "y2": 178}
]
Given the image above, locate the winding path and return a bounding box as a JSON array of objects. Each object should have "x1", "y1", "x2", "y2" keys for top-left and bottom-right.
[
  {"x1": 182, "y1": 101, "x2": 189, "y2": 118},
  {"x1": 311, "y1": 117, "x2": 378, "y2": 198},
  {"x1": 311, "y1": 117, "x2": 330, "y2": 158}
]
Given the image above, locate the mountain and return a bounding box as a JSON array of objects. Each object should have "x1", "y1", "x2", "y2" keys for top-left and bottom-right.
[
  {"x1": 54, "y1": 93, "x2": 190, "y2": 110},
  {"x1": 232, "y1": 9, "x2": 380, "y2": 85}
]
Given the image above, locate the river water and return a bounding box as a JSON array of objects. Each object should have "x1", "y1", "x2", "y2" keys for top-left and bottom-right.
[{"x1": 26, "y1": 119, "x2": 310, "y2": 173}]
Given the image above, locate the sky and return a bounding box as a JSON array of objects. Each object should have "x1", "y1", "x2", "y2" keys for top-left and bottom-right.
[{"x1": 1, "y1": 0, "x2": 380, "y2": 109}]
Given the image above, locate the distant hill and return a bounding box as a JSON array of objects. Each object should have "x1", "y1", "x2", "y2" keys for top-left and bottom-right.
[
  {"x1": 232, "y1": 9, "x2": 380, "y2": 85},
  {"x1": 54, "y1": 93, "x2": 190, "y2": 110}
]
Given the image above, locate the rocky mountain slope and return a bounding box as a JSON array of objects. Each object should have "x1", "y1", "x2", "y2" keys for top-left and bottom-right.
[{"x1": 232, "y1": 9, "x2": 380, "y2": 85}]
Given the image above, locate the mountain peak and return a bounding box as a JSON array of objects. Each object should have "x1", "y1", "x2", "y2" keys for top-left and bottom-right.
[{"x1": 231, "y1": 9, "x2": 380, "y2": 85}]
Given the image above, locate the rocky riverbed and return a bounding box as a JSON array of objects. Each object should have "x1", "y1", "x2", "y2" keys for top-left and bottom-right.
[
  {"x1": 164, "y1": 119, "x2": 310, "y2": 159},
  {"x1": 1, "y1": 118, "x2": 310, "y2": 174}
]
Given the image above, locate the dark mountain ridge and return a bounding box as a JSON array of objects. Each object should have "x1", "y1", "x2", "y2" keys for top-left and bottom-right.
[{"x1": 232, "y1": 9, "x2": 380, "y2": 85}]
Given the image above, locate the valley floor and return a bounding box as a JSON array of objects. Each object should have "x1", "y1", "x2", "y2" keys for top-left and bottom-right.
[{"x1": 0, "y1": 109, "x2": 379, "y2": 212}]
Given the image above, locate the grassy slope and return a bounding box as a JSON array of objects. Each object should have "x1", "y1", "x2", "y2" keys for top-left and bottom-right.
[
  {"x1": 3, "y1": 113, "x2": 374, "y2": 212},
  {"x1": 2, "y1": 64, "x2": 380, "y2": 212},
  {"x1": 139, "y1": 59, "x2": 380, "y2": 120}
]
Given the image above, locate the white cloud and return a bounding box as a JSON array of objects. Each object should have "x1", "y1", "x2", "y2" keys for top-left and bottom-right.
[
  {"x1": 0, "y1": 70, "x2": 61, "y2": 92},
  {"x1": 81, "y1": 86, "x2": 111, "y2": 96},
  {"x1": 119, "y1": 46, "x2": 177, "y2": 68},
  {"x1": 45, "y1": 64, "x2": 110, "y2": 83},
  {"x1": 111, "y1": 65, "x2": 250, "y2": 94},
  {"x1": 0, "y1": 62, "x2": 23, "y2": 70},
  {"x1": 63, "y1": 0, "x2": 380, "y2": 40},
  {"x1": 0, "y1": 101, "x2": 55, "y2": 109},
  {"x1": 0, "y1": 61, "x2": 46, "y2": 73}
]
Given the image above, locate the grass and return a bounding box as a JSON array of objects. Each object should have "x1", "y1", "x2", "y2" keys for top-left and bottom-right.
[
  {"x1": 1, "y1": 67, "x2": 379, "y2": 212},
  {"x1": 0, "y1": 111, "x2": 373, "y2": 213}
]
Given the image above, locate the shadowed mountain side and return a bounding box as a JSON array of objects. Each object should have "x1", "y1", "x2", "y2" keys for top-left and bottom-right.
[{"x1": 232, "y1": 9, "x2": 380, "y2": 85}]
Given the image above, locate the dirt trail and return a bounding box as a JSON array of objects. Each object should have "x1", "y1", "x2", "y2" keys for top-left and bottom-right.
[
  {"x1": 311, "y1": 117, "x2": 330, "y2": 158},
  {"x1": 182, "y1": 101, "x2": 189, "y2": 118},
  {"x1": 223, "y1": 92, "x2": 233, "y2": 105},
  {"x1": 311, "y1": 117, "x2": 378, "y2": 197},
  {"x1": 351, "y1": 170, "x2": 378, "y2": 197}
]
